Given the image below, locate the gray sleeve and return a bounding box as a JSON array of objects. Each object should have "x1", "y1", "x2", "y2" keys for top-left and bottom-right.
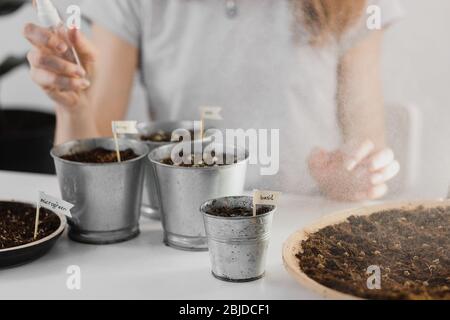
[
  {"x1": 339, "y1": 0, "x2": 405, "y2": 54},
  {"x1": 81, "y1": 0, "x2": 143, "y2": 48}
]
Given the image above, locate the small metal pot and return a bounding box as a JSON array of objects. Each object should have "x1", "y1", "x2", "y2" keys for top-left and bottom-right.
[
  {"x1": 136, "y1": 121, "x2": 207, "y2": 220},
  {"x1": 149, "y1": 142, "x2": 248, "y2": 251},
  {"x1": 51, "y1": 138, "x2": 149, "y2": 244},
  {"x1": 201, "y1": 196, "x2": 275, "y2": 282}
]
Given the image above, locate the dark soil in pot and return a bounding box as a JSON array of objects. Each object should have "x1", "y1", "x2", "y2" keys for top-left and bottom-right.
[
  {"x1": 205, "y1": 205, "x2": 273, "y2": 218},
  {"x1": 297, "y1": 206, "x2": 450, "y2": 300},
  {"x1": 61, "y1": 148, "x2": 138, "y2": 163},
  {"x1": 160, "y1": 152, "x2": 238, "y2": 168},
  {"x1": 141, "y1": 130, "x2": 196, "y2": 143},
  {"x1": 0, "y1": 202, "x2": 60, "y2": 250}
]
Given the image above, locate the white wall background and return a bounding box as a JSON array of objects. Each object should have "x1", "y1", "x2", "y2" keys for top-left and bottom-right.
[
  {"x1": 0, "y1": 0, "x2": 449, "y2": 196},
  {"x1": 380, "y1": 0, "x2": 450, "y2": 196}
]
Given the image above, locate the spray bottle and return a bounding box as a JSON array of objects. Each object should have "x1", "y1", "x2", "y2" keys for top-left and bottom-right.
[{"x1": 35, "y1": 0, "x2": 82, "y2": 67}]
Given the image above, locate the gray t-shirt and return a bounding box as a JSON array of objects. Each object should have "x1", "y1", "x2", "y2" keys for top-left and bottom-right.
[{"x1": 83, "y1": 0, "x2": 403, "y2": 194}]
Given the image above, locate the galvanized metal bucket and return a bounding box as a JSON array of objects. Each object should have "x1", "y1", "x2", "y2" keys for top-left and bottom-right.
[
  {"x1": 201, "y1": 196, "x2": 275, "y2": 282},
  {"x1": 51, "y1": 138, "x2": 149, "y2": 244},
  {"x1": 149, "y1": 142, "x2": 249, "y2": 251},
  {"x1": 136, "y1": 121, "x2": 209, "y2": 220}
]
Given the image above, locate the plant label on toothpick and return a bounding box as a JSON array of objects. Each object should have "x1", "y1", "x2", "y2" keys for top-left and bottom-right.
[
  {"x1": 199, "y1": 106, "x2": 223, "y2": 140},
  {"x1": 112, "y1": 121, "x2": 139, "y2": 135},
  {"x1": 200, "y1": 106, "x2": 223, "y2": 121},
  {"x1": 111, "y1": 121, "x2": 139, "y2": 162},
  {"x1": 252, "y1": 190, "x2": 281, "y2": 217},
  {"x1": 35, "y1": 192, "x2": 74, "y2": 239},
  {"x1": 38, "y1": 192, "x2": 74, "y2": 217}
]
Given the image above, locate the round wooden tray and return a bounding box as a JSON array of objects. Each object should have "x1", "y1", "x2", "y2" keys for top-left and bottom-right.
[{"x1": 282, "y1": 199, "x2": 450, "y2": 300}]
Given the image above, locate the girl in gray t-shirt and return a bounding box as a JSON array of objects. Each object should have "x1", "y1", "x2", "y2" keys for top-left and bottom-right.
[{"x1": 24, "y1": 0, "x2": 403, "y2": 201}]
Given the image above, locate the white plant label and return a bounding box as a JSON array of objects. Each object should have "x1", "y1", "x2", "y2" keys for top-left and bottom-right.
[
  {"x1": 200, "y1": 106, "x2": 223, "y2": 121},
  {"x1": 111, "y1": 121, "x2": 139, "y2": 135},
  {"x1": 252, "y1": 190, "x2": 281, "y2": 216},
  {"x1": 39, "y1": 192, "x2": 74, "y2": 218},
  {"x1": 253, "y1": 190, "x2": 281, "y2": 206},
  {"x1": 111, "y1": 121, "x2": 138, "y2": 162}
]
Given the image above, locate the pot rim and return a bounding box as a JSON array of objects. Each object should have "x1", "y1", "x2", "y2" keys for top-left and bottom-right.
[
  {"x1": 0, "y1": 201, "x2": 67, "y2": 253},
  {"x1": 149, "y1": 143, "x2": 249, "y2": 171},
  {"x1": 200, "y1": 196, "x2": 276, "y2": 221},
  {"x1": 50, "y1": 137, "x2": 150, "y2": 167},
  {"x1": 138, "y1": 120, "x2": 192, "y2": 147}
]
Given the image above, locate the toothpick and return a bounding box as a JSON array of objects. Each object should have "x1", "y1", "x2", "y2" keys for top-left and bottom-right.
[
  {"x1": 113, "y1": 131, "x2": 122, "y2": 163},
  {"x1": 199, "y1": 106, "x2": 223, "y2": 143},
  {"x1": 253, "y1": 190, "x2": 257, "y2": 217},
  {"x1": 34, "y1": 204, "x2": 40, "y2": 240},
  {"x1": 200, "y1": 116, "x2": 205, "y2": 142},
  {"x1": 111, "y1": 121, "x2": 139, "y2": 162},
  {"x1": 252, "y1": 190, "x2": 281, "y2": 218}
]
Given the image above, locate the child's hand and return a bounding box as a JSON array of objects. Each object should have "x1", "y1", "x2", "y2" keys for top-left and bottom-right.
[{"x1": 308, "y1": 140, "x2": 400, "y2": 201}]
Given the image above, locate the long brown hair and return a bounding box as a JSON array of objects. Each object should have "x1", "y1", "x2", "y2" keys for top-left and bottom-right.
[{"x1": 291, "y1": 0, "x2": 367, "y2": 45}]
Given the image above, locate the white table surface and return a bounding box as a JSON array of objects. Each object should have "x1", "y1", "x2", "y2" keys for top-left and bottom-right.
[{"x1": 0, "y1": 170, "x2": 434, "y2": 300}]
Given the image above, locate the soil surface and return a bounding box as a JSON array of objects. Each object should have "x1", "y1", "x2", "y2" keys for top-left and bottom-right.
[
  {"x1": 141, "y1": 130, "x2": 196, "y2": 143},
  {"x1": 0, "y1": 202, "x2": 60, "y2": 250},
  {"x1": 61, "y1": 148, "x2": 138, "y2": 163},
  {"x1": 161, "y1": 152, "x2": 237, "y2": 167},
  {"x1": 205, "y1": 205, "x2": 273, "y2": 218},
  {"x1": 297, "y1": 206, "x2": 450, "y2": 300}
]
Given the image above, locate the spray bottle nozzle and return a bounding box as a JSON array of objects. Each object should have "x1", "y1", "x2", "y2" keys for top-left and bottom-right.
[{"x1": 36, "y1": 0, "x2": 62, "y2": 27}]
